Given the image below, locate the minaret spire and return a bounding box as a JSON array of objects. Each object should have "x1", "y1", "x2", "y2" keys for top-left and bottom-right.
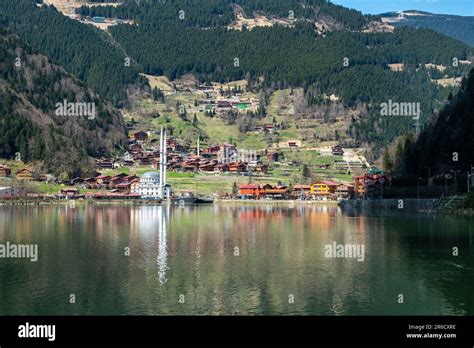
[
  {"x1": 159, "y1": 126, "x2": 163, "y2": 198},
  {"x1": 163, "y1": 130, "x2": 167, "y2": 197},
  {"x1": 197, "y1": 136, "x2": 200, "y2": 157}
]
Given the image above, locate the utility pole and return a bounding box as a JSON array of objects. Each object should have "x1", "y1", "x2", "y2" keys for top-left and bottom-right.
[
  {"x1": 450, "y1": 170, "x2": 460, "y2": 193},
  {"x1": 413, "y1": 120, "x2": 421, "y2": 137},
  {"x1": 468, "y1": 166, "x2": 474, "y2": 193}
]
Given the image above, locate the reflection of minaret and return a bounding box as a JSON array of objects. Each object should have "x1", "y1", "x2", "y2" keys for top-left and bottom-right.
[{"x1": 157, "y1": 206, "x2": 169, "y2": 285}]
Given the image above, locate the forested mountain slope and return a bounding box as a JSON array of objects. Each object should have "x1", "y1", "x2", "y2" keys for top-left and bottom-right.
[
  {"x1": 0, "y1": 0, "x2": 146, "y2": 106},
  {"x1": 2, "y1": 0, "x2": 473, "y2": 163},
  {"x1": 78, "y1": 1, "x2": 474, "y2": 153},
  {"x1": 0, "y1": 29, "x2": 128, "y2": 178},
  {"x1": 395, "y1": 68, "x2": 474, "y2": 176}
]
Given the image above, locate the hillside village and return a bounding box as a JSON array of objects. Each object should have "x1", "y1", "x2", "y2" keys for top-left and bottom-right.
[
  {"x1": 0, "y1": 70, "x2": 379, "y2": 202},
  {"x1": 0, "y1": 124, "x2": 372, "y2": 201}
]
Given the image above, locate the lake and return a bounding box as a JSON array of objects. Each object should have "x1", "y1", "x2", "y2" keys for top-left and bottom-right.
[{"x1": 0, "y1": 204, "x2": 472, "y2": 315}]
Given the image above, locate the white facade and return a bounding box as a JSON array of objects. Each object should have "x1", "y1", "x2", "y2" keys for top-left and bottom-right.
[{"x1": 137, "y1": 172, "x2": 161, "y2": 198}]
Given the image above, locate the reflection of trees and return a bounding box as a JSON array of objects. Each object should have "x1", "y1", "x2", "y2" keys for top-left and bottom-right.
[
  {"x1": 2, "y1": 205, "x2": 471, "y2": 315},
  {"x1": 387, "y1": 214, "x2": 474, "y2": 315}
]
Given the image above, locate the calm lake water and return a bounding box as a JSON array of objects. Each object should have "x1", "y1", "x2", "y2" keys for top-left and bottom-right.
[{"x1": 0, "y1": 204, "x2": 472, "y2": 315}]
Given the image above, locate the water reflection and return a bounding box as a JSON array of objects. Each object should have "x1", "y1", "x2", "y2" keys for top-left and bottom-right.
[
  {"x1": 0, "y1": 204, "x2": 472, "y2": 315},
  {"x1": 156, "y1": 206, "x2": 169, "y2": 285}
]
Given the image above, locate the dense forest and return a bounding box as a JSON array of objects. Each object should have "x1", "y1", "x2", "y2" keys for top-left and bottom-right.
[
  {"x1": 0, "y1": 29, "x2": 128, "y2": 178},
  {"x1": 1, "y1": 0, "x2": 473, "y2": 167},
  {"x1": 107, "y1": 19, "x2": 471, "y2": 153},
  {"x1": 393, "y1": 68, "x2": 474, "y2": 176},
  {"x1": 78, "y1": 0, "x2": 374, "y2": 30},
  {"x1": 79, "y1": 0, "x2": 474, "y2": 155},
  {"x1": 0, "y1": 0, "x2": 146, "y2": 106}
]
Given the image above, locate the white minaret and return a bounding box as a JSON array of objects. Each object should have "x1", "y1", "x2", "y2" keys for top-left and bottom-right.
[
  {"x1": 163, "y1": 130, "x2": 167, "y2": 197},
  {"x1": 159, "y1": 127, "x2": 164, "y2": 198},
  {"x1": 197, "y1": 136, "x2": 200, "y2": 157}
]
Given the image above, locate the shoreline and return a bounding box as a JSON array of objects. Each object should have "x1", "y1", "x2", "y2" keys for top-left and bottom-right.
[{"x1": 1, "y1": 198, "x2": 472, "y2": 215}]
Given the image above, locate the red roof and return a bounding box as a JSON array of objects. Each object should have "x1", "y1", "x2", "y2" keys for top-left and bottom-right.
[
  {"x1": 319, "y1": 180, "x2": 340, "y2": 186},
  {"x1": 293, "y1": 185, "x2": 311, "y2": 189},
  {"x1": 239, "y1": 184, "x2": 260, "y2": 189},
  {"x1": 115, "y1": 183, "x2": 131, "y2": 188}
]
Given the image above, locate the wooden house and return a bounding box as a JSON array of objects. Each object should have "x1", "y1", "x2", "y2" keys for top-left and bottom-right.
[
  {"x1": 292, "y1": 184, "x2": 311, "y2": 196},
  {"x1": 254, "y1": 164, "x2": 268, "y2": 174},
  {"x1": 15, "y1": 168, "x2": 34, "y2": 181},
  {"x1": 131, "y1": 131, "x2": 148, "y2": 142},
  {"x1": 331, "y1": 145, "x2": 344, "y2": 156},
  {"x1": 83, "y1": 177, "x2": 97, "y2": 189},
  {"x1": 96, "y1": 175, "x2": 111, "y2": 186},
  {"x1": 238, "y1": 184, "x2": 261, "y2": 198},
  {"x1": 229, "y1": 162, "x2": 247, "y2": 173},
  {"x1": 0, "y1": 165, "x2": 12, "y2": 177},
  {"x1": 336, "y1": 184, "x2": 355, "y2": 199}
]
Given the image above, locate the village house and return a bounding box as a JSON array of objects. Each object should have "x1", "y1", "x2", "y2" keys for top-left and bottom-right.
[
  {"x1": 139, "y1": 157, "x2": 153, "y2": 166},
  {"x1": 310, "y1": 180, "x2": 340, "y2": 197},
  {"x1": 261, "y1": 184, "x2": 289, "y2": 199},
  {"x1": 217, "y1": 100, "x2": 232, "y2": 109},
  {"x1": 287, "y1": 140, "x2": 301, "y2": 148},
  {"x1": 122, "y1": 159, "x2": 136, "y2": 167},
  {"x1": 267, "y1": 152, "x2": 281, "y2": 162},
  {"x1": 114, "y1": 183, "x2": 132, "y2": 194},
  {"x1": 238, "y1": 184, "x2": 262, "y2": 198},
  {"x1": 96, "y1": 158, "x2": 115, "y2": 169},
  {"x1": 130, "y1": 143, "x2": 143, "y2": 152},
  {"x1": 292, "y1": 184, "x2": 311, "y2": 198},
  {"x1": 0, "y1": 186, "x2": 25, "y2": 198},
  {"x1": 59, "y1": 188, "x2": 80, "y2": 197},
  {"x1": 0, "y1": 165, "x2": 12, "y2": 177},
  {"x1": 335, "y1": 184, "x2": 355, "y2": 199},
  {"x1": 131, "y1": 131, "x2": 148, "y2": 142},
  {"x1": 254, "y1": 164, "x2": 269, "y2": 174},
  {"x1": 83, "y1": 177, "x2": 98, "y2": 189},
  {"x1": 15, "y1": 168, "x2": 34, "y2": 181},
  {"x1": 96, "y1": 175, "x2": 111, "y2": 187},
  {"x1": 214, "y1": 163, "x2": 230, "y2": 173},
  {"x1": 71, "y1": 177, "x2": 84, "y2": 186},
  {"x1": 229, "y1": 162, "x2": 248, "y2": 174},
  {"x1": 332, "y1": 145, "x2": 344, "y2": 156}
]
